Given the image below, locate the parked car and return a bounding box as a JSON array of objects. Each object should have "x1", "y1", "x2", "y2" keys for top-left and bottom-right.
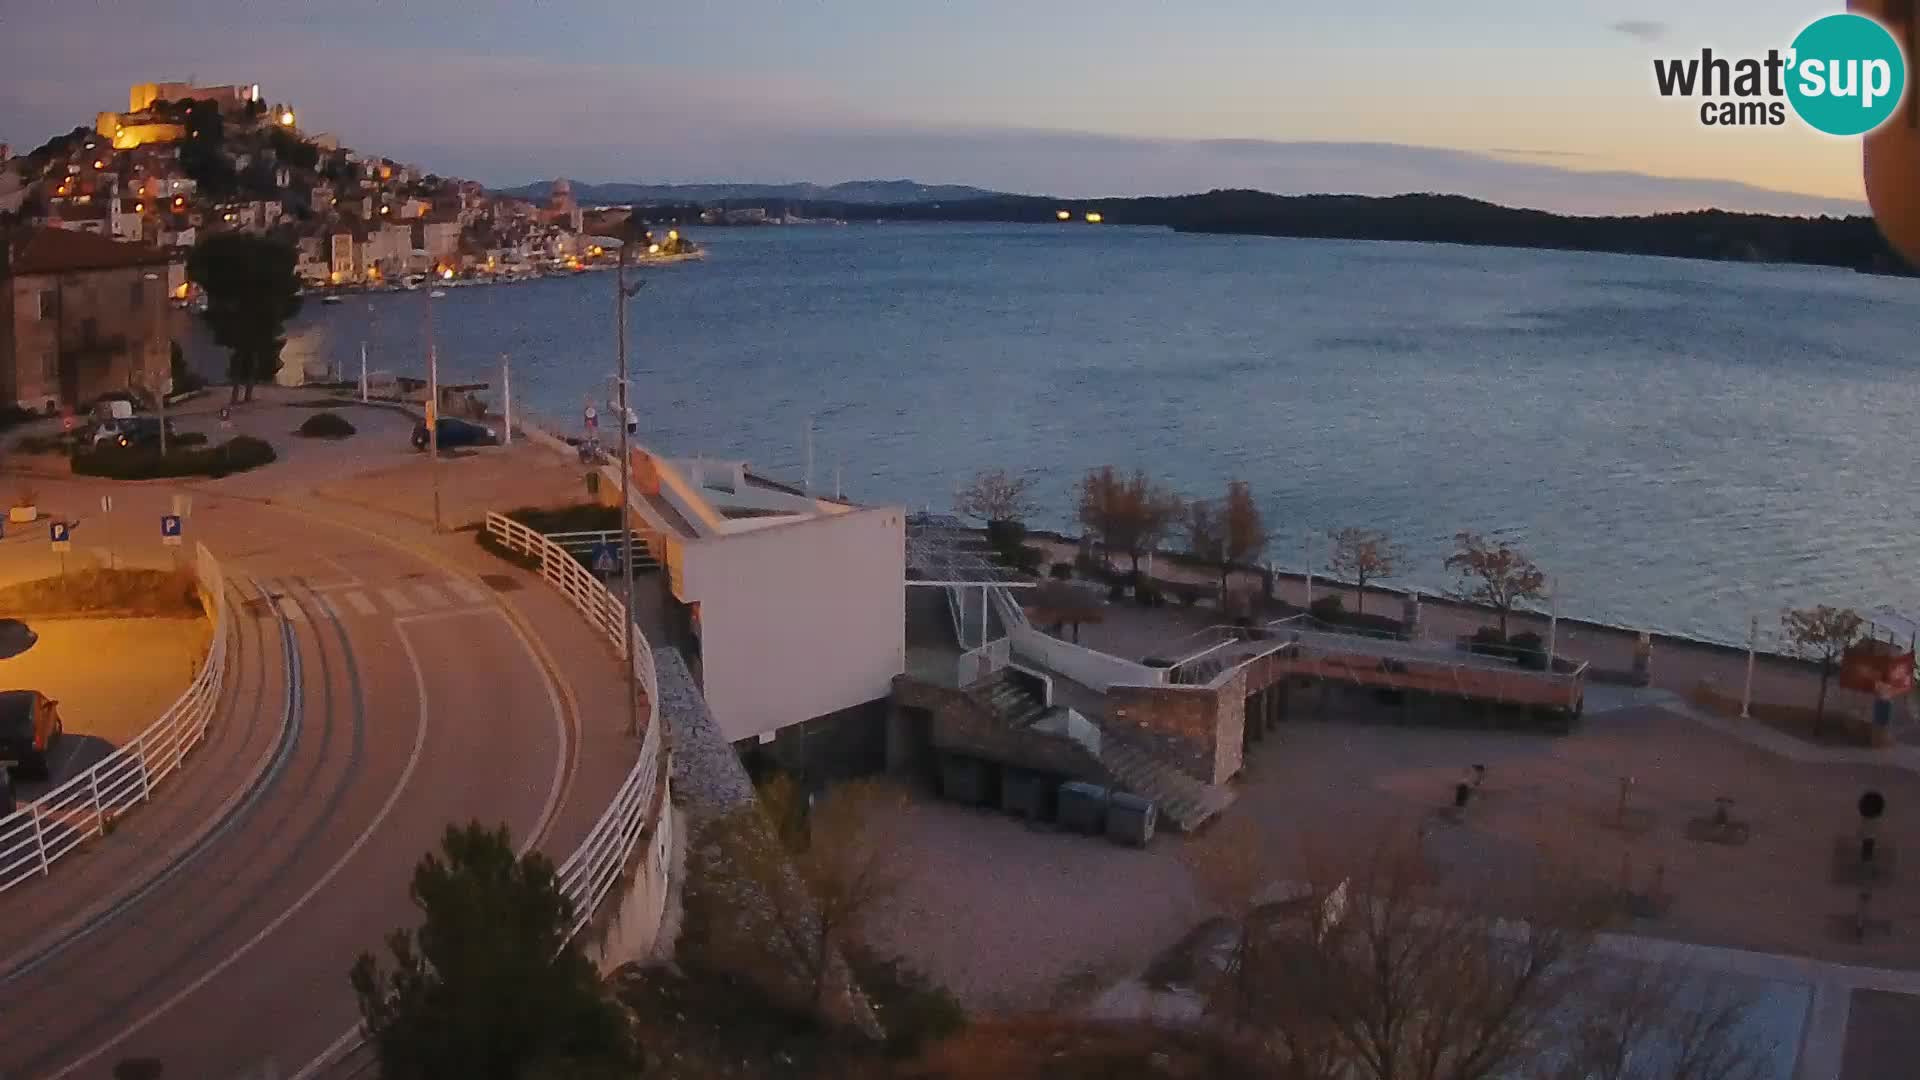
[
  {"x1": 102, "y1": 416, "x2": 178, "y2": 450},
  {"x1": 411, "y1": 417, "x2": 498, "y2": 451},
  {"x1": 0, "y1": 690, "x2": 64, "y2": 780}
]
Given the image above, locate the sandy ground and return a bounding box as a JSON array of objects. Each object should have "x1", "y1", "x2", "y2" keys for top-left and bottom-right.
[
  {"x1": 870, "y1": 701, "x2": 1920, "y2": 1016},
  {"x1": 1, "y1": 615, "x2": 211, "y2": 788}
]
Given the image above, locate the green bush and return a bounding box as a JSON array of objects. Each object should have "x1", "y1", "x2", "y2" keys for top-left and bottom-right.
[
  {"x1": 73, "y1": 434, "x2": 275, "y2": 479},
  {"x1": 1509, "y1": 630, "x2": 1549, "y2": 670},
  {"x1": 297, "y1": 410, "x2": 357, "y2": 439},
  {"x1": 1309, "y1": 594, "x2": 1347, "y2": 624},
  {"x1": 505, "y1": 503, "x2": 622, "y2": 533}
]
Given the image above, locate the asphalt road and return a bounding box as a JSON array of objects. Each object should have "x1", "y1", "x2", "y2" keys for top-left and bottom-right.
[{"x1": 0, "y1": 479, "x2": 577, "y2": 1079}]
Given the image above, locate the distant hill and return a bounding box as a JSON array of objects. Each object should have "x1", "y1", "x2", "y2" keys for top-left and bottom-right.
[
  {"x1": 775, "y1": 189, "x2": 1912, "y2": 275},
  {"x1": 497, "y1": 178, "x2": 1004, "y2": 206}
]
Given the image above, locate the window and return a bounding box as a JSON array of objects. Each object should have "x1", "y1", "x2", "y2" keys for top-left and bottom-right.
[{"x1": 36, "y1": 291, "x2": 55, "y2": 320}]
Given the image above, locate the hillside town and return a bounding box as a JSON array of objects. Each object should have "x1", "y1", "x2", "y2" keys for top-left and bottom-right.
[{"x1": 0, "y1": 78, "x2": 703, "y2": 414}]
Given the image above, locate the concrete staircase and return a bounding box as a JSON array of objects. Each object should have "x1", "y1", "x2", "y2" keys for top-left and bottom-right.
[
  {"x1": 1098, "y1": 734, "x2": 1237, "y2": 833},
  {"x1": 978, "y1": 670, "x2": 1050, "y2": 728}
]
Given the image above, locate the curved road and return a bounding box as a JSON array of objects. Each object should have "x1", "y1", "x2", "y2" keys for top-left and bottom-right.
[{"x1": 0, "y1": 484, "x2": 577, "y2": 1079}]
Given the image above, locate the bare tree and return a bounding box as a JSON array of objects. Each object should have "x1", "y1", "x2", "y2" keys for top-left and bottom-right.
[
  {"x1": 954, "y1": 468, "x2": 1035, "y2": 524},
  {"x1": 1327, "y1": 527, "x2": 1402, "y2": 616},
  {"x1": 707, "y1": 775, "x2": 914, "y2": 1015},
  {"x1": 1188, "y1": 498, "x2": 1225, "y2": 596},
  {"x1": 1553, "y1": 959, "x2": 1773, "y2": 1080},
  {"x1": 1445, "y1": 531, "x2": 1546, "y2": 639},
  {"x1": 1076, "y1": 466, "x2": 1183, "y2": 577},
  {"x1": 1780, "y1": 605, "x2": 1866, "y2": 732},
  {"x1": 1223, "y1": 481, "x2": 1270, "y2": 591}
]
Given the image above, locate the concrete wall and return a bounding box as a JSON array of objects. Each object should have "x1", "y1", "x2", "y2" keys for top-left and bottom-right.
[
  {"x1": 1008, "y1": 621, "x2": 1166, "y2": 692},
  {"x1": 678, "y1": 506, "x2": 906, "y2": 742},
  {"x1": 587, "y1": 785, "x2": 677, "y2": 972}
]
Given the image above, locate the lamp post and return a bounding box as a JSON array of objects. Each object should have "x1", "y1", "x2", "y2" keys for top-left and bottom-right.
[
  {"x1": 1741, "y1": 615, "x2": 1758, "y2": 719},
  {"x1": 616, "y1": 230, "x2": 644, "y2": 738},
  {"x1": 425, "y1": 284, "x2": 441, "y2": 533}
]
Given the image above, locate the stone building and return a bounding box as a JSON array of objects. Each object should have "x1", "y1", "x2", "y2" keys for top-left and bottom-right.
[{"x1": 0, "y1": 228, "x2": 177, "y2": 412}]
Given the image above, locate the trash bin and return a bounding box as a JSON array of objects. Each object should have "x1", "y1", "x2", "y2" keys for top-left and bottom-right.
[
  {"x1": 940, "y1": 754, "x2": 989, "y2": 806},
  {"x1": 1057, "y1": 781, "x2": 1109, "y2": 835},
  {"x1": 1001, "y1": 768, "x2": 1051, "y2": 821},
  {"x1": 1106, "y1": 792, "x2": 1157, "y2": 847}
]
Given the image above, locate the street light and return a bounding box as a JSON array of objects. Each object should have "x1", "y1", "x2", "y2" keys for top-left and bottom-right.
[{"x1": 615, "y1": 229, "x2": 645, "y2": 737}]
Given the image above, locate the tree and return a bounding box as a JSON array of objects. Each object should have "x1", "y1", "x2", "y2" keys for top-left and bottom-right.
[
  {"x1": 1195, "y1": 823, "x2": 1768, "y2": 1080},
  {"x1": 1780, "y1": 605, "x2": 1866, "y2": 732},
  {"x1": 705, "y1": 776, "x2": 913, "y2": 1017},
  {"x1": 178, "y1": 99, "x2": 235, "y2": 195},
  {"x1": 1076, "y1": 466, "x2": 1183, "y2": 577},
  {"x1": 954, "y1": 468, "x2": 1036, "y2": 524},
  {"x1": 1444, "y1": 531, "x2": 1545, "y2": 639},
  {"x1": 1327, "y1": 527, "x2": 1402, "y2": 616},
  {"x1": 1222, "y1": 480, "x2": 1270, "y2": 593},
  {"x1": 349, "y1": 821, "x2": 636, "y2": 1080},
  {"x1": 187, "y1": 233, "x2": 302, "y2": 403},
  {"x1": 1187, "y1": 498, "x2": 1225, "y2": 594}
]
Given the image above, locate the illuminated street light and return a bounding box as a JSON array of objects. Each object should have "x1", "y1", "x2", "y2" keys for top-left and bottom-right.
[
  {"x1": 1085, "y1": 211, "x2": 1104, "y2": 223},
  {"x1": 1056, "y1": 209, "x2": 1071, "y2": 221}
]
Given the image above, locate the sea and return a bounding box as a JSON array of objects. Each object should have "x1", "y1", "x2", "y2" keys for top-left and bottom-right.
[{"x1": 248, "y1": 222, "x2": 1920, "y2": 649}]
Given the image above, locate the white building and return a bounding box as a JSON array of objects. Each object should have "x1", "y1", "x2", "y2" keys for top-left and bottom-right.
[{"x1": 613, "y1": 447, "x2": 905, "y2": 744}]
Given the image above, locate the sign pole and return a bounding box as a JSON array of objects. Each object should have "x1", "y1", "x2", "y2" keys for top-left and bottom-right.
[
  {"x1": 1547, "y1": 577, "x2": 1558, "y2": 666},
  {"x1": 502, "y1": 353, "x2": 513, "y2": 447},
  {"x1": 1741, "y1": 615, "x2": 1758, "y2": 720}
]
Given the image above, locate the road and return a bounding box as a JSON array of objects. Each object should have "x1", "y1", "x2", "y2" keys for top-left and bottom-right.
[{"x1": 0, "y1": 475, "x2": 579, "y2": 1079}]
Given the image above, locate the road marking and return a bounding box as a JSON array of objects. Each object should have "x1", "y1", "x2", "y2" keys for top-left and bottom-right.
[
  {"x1": 343, "y1": 590, "x2": 377, "y2": 616},
  {"x1": 411, "y1": 582, "x2": 449, "y2": 609},
  {"x1": 298, "y1": 604, "x2": 573, "y2": 1080},
  {"x1": 47, "y1": 608, "x2": 432, "y2": 1080},
  {"x1": 377, "y1": 587, "x2": 415, "y2": 612},
  {"x1": 275, "y1": 595, "x2": 306, "y2": 622},
  {"x1": 447, "y1": 578, "x2": 488, "y2": 605}
]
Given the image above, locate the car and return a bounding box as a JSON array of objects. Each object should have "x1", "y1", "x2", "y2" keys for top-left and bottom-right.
[
  {"x1": 0, "y1": 690, "x2": 64, "y2": 781},
  {"x1": 103, "y1": 416, "x2": 178, "y2": 450},
  {"x1": 411, "y1": 417, "x2": 498, "y2": 451}
]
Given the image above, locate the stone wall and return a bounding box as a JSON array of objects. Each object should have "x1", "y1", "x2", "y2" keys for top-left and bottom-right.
[
  {"x1": 1105, "y1": 676, "x2": 1245, "y2": 785},
  {"x1": 892, "y1": 675, "x2": 1102, "y2": 781}
]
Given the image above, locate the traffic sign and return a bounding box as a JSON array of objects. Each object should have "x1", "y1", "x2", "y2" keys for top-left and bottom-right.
[
  {"x1": 590, "y1": 542, "x2": 618, "y2": 576},
  {"x1": 583, "y1": 405, "x2": 598, "y2": 432},
  {"x1": 60, "y1": 409, "x2": 74, "y2": 433},
  {"x1": 49, "y1": 521, "x2": 70, "y2": 552},
  {"x1": 161, "y1": 514, "x2": 183, "y2": 547}
]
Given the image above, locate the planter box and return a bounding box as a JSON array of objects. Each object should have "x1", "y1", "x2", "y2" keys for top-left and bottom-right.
[{"x1": 8, "y1": 506, "x2": 37, "y2": 524}]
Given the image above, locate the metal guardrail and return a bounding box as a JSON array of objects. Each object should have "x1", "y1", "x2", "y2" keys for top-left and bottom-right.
[
  {"x1": 0, "y1": 543, "x2": 231, "y2": 893},
  {"x1": 543, "y1": 528, "x2": 659, "y2": 570},
  {"x1": 484, "y1": 512, "x2": 666, "y2": 939}
]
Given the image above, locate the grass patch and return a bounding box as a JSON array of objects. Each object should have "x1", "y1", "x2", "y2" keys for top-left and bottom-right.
[
  {"x1": 72, "y1": 435, "x2": 275, "y2": 480},
  {"x1": 0, "y1": 567, "x2": 203, "y2": 617},
  {"x1": 296, "y1": 411, "x2": 357, "y2": 439}
]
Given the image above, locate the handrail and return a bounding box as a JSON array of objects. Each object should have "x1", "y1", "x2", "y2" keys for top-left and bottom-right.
[
  {"x1": 484, "y1": 512, "x2": 666, "y2": 940},
  {"x1": 0, "y1": 543, "x2": 231, "y2": 893}
]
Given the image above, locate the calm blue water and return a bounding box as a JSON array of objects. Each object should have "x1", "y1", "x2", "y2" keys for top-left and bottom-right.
[{"x1": 256, "y1": 223, "x2": 1920, "y2": 647}]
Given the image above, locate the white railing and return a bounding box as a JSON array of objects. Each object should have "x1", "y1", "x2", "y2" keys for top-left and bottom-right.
[
  {"x1": 0, "y1": 543, "x2": 231, "y2": 893},
  {"x1": 1009, "y1": 620, "x2": 1168, "y2": 692},
  {"x1": 484, "y1": 512, "x2": 667, "y2": 939},
  {"x1": 954, "y1": 637, "x2": 1012, "y2": 687}
]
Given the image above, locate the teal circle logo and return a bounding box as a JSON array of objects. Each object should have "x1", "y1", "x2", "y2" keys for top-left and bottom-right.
[{"x1": 1786, "y1": 13, "x2": 1907, "y2": 136}]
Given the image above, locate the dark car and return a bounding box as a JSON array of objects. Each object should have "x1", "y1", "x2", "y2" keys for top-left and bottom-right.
[
  {"x1": 411, "y1": 417, "x2": 498, "y2": 451},
  {"x1": 0, "y1": 690, "x2": 64, "y2": 780},
  {"x1": 110, "y1": 416, "x2": 179, "y2": 449}
]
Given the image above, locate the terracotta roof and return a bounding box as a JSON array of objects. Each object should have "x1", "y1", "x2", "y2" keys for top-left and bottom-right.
[{"x1": 3, "y1": 226, "x2": 173, "y2": 276}]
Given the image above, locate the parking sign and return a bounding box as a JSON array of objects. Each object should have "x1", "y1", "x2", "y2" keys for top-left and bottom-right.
[
  {"x1": 161, "y1": 514, "x2": 183, "y2": 547},
  {"x1": 50, "y1": 520, "x2": 70, "y2": 552}
]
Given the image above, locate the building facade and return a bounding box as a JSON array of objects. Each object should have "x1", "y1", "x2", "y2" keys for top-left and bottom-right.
[{"x1": 0, "y1": 229, "x2": 176, "y2": 412}]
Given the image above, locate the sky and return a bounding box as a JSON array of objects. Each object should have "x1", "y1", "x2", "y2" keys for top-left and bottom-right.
[{"x1": 0, "y1": 0, "x2": 1878, "y2": 215}]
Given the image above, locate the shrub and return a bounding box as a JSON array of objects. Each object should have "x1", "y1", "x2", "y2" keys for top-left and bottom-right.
[
  {"x1": 296, "y1": 410, "x2": 357, "y2": 439},
  {"x1": 1134, "y1": 581, "x2": 1164, "y2": 607},
  {"x1": 984, "y1": 518, "x2": 1027, "y2": 554},
  {"x1": 1175, "y1": 584, "x2": 1200, "y2": 607},
  {"x1": 1509, "y1": 630, "x2": 1548, "y2": 670},
  {"x1": 505, "y1": 503, "x2": 622, "y2": 533},
  {"x1": 1007, "y1": 544, "x2": 1045, "y2": 577},
  {"x1": 72, "y1": 434, "x2": 276, "y2": 480},
  {"x1": 1107, "y1": 582, "x2": 1127, "y2": 603},
  {"x1": 1467, "y1": 626, "x2": 1509, "y2": 657},
  {"x1": 1309, "y1": 594, "x2": 1347, "y2": 624},
  {"x1": 844, "y1": 945, "x2": 967, "y2": 1059},
  {"x1": 174, "y1": 431, "x2": 209, "y2": 448}
]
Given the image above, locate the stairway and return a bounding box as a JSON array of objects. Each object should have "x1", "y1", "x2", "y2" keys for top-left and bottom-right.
[
  {"x1": 1098, "y1": 734, "x2": 1237, "y2": 833},
  {"x1": 977, "y1": 670, "x2": 1050, "y2": 728}
]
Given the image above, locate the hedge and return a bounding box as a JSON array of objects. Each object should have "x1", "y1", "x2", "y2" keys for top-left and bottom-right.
[
  {"x1": 73, "y1": 435, "x2": 276, "y2": 479},
  {"x1": 297, "y1": 411, "x2": 357, "y2": 439}
]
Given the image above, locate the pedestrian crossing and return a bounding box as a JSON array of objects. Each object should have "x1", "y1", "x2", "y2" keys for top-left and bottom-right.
[{"x1": 262, "y1": 579, "x2": 495, "y2": 622}]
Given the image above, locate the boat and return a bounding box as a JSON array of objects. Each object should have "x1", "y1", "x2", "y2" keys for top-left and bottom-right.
[
  {"x1": 321, "y1": 294, "x2": 345, "y2": 305},
  {"x1": 428, "y1": 289, "x2": 448, "y2": 299}
]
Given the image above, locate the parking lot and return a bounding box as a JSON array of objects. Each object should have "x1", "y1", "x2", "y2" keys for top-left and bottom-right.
[{"x1": 1, "y1": 616, "x2": 211, "y2": 794}]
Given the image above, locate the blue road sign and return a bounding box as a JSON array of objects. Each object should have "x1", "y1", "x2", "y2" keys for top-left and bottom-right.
[
  {"x1": 161, "y1": 514, "x2": 183, "y2": 538},
  {"x1": 590, "y1": 542, "x2": 618, "y2": 575},
  {"x1": 49, "y1": 521, "x2": 69, "y2": 544}
]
